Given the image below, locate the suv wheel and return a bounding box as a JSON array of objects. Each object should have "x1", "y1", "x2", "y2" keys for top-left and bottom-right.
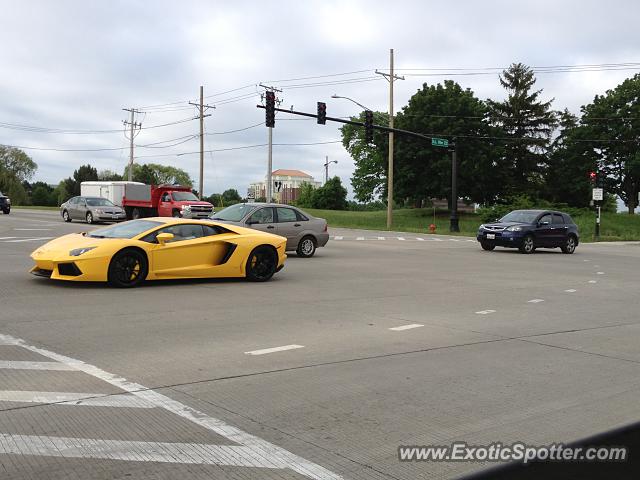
[
  {"x1": 519, "y1": 234, "x2": 535, "y2": 254},
  {"x1": 480, "y1": 241, "x2": 495, "y2": 251},
  {"x1": 561, "y1": 235, "x2": 577, "y2": 254}
]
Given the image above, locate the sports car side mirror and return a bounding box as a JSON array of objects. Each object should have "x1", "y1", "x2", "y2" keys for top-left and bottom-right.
[{"x1": 156, "y1": 232, "x2": 174, "y2": 245}]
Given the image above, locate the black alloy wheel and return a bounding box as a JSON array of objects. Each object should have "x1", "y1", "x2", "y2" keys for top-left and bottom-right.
[
  {"x1": 246, "y1": 246, "x2": 278, "y2": 282},
  {"x1": 108, "y1": 249, "x2": 148, "y2": 288}
]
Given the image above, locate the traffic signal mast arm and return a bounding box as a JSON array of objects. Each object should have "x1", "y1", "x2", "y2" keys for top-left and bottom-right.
[{"x1": 256, "y1": 105, "x2": 454, "y2": 146}]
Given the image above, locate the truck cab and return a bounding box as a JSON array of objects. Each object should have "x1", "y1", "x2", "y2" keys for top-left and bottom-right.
[{"x1": 156, "y1": 188, "x2": 214, "y2": 218}]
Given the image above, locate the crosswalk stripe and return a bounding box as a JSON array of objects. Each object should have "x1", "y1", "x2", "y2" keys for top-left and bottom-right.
[
  {"x1": 0, "y1": 434, "x2": 287, "y2": 468},
  {"x1": 377, "y1": 236, "x2": 385, "y2": 240},
  {"x1": 0, "y1": 333, "x2": 341, "y2": 480},
  {"x1": 0, "y1": 360, "x2": 75, "y2": 371},
  {"x1": 356, "y1": 236, "x2": 365, "y2": 241},
  {"x1": 0, "y1": 390, "x2": 155, "y2": 408},
  {"x1": 397, "y1": 237, "x2": 405, "y2": 241},
  {"x1": 416, "y1": 237, "x2": 425, "y2": 241},
  {"x1": 333, "y1": 236, "x2": 343, "y2": 240},
  {"x1": 3, "y1": 237, "x2": 55, "y2": 243}
]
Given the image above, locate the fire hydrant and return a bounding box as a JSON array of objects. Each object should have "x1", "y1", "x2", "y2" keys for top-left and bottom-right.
[{"x1": 429, "y1": 223, "x2": 436, "y2": 233}]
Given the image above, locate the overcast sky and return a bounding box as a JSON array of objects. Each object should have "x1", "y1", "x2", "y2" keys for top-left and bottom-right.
[{"x1": 1, "y1": 0, "x2": 639, "y2": 197}]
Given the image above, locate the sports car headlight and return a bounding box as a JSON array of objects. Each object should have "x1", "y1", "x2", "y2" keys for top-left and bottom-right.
[
  {"x1": 69, "y1": 246, "x2": 97, "y2": 256},
  {"x1": 506, "y1": 226, "x2": 523, "y2": 232}
]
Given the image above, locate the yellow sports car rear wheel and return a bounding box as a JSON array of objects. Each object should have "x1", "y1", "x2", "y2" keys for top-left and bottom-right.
[
  {"x1": 246, "y1": 246, "x2": 278, "y2": 282},
  {"x1": 108, "y1": 248, "x2": 148, "y2": 288}
]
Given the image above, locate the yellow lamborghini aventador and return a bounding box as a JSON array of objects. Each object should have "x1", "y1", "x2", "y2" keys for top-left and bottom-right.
[{"x1": 30, "y1": 218, "x2": 287, "y2": 287}]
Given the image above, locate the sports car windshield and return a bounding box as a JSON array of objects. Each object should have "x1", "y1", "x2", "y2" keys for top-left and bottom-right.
[
  {"x1": 500, "y1": 211, "x2": 540, "y2": 223},
  {"x1": 87, "y1": 220, "x2": 162, "y2": 239},
  {"x1": 212, "y1": 203, "x2": 256, "y2": 222},
  {"x1": 86, "y1": 198, "x2": 116, "y2": 207}
]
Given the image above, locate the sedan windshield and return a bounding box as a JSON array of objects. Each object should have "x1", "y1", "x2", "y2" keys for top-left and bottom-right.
[
  {"x1": 212, "y1": 203, "x2": 256, "y2": 222},
  {"x1": 86, "y1": 198, "x2": 116, "y2": 207},
  {"x1": 172, "y1": 191, "x2": 199, "y2": 201},
  {"x1": 500, "y1": 210, "x2": 540, "y2": 224},
  {"x1": 87, "y1": 220, "x2": 162, "y2": 238}
]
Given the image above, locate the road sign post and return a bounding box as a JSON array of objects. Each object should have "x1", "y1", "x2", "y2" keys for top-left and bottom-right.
[{"x1": 592, "y1": 188, "x2": 603, "y2": 241}]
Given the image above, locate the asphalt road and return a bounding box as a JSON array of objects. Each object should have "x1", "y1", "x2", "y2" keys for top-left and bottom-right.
[{"x1": 1, "y1": 209, "x2": 639, "y2": 479}]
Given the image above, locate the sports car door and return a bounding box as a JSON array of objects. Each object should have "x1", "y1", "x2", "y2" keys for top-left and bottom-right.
[{"x1": 147, "y1": 224, "x2": 228, "y2": 277}]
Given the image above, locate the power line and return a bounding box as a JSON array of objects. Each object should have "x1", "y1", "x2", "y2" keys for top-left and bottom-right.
[{"x1": 0, "y1": 116, "x2": 198, "y2": 135}]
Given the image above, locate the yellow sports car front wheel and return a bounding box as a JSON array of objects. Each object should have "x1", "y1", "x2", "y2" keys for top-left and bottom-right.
[{"x1": 107, "y1": 249, "x2": 148, "y2": 288}]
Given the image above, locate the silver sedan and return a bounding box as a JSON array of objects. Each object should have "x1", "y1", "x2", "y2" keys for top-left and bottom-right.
[
  {"x1": 211, "y1": 203, "x2": 329, "y2": 257},
  {"x1": 60, "y1": 196, "x2": 127, "y2": 224}
]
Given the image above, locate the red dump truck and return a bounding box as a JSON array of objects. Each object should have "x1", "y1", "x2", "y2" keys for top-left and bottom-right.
[{"x1": 80, "y1": 181, "x2": 214, "y2": 220}]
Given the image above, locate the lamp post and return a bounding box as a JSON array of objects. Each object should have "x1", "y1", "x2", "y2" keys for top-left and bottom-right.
[
  {"x1": 323, "y1": 156, "x2": 338, "y2": 184},
  {"x1": 331, "y1": 94, "x2": 371, "y2": 112}
]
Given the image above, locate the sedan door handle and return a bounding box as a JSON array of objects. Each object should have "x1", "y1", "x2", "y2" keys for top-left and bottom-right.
[
  {"x1": 294, "y1": 223, "x2": 301, "y2": 227},
  {"x1": 267, "y1": 225, "x2": 275, "y2": 229}
]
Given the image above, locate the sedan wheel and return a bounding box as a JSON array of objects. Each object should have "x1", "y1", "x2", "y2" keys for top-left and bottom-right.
[
  {"x1": 62, "y1": 210, "x2": 71, "y2": 222},
  {"x1": 86, "y1": 212, "x2": 94, "y2": 224},
  {"x1": 108, "y1": 249, "x2": 148, "y2": 288},
  {"x1": 296, "y1": 236, "x2": 317, "y2": 258},
  {"x1": 561, "y1": 236, "x2": 577, "y2": 254},
  {"x1": 519, "y1": 234, "x2": 535, "y2": 254},
  {"x1": 246, "y1": 246, "x2": 278, "y2": 282}
]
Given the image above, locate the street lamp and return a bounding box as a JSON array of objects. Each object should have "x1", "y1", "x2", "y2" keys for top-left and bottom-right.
[
  {"x1": 323, "y1": 157, "x2": 338, "y2": 183},
  {"x1": 331, "y1": 94, "x2": 371, "y2": 112}
]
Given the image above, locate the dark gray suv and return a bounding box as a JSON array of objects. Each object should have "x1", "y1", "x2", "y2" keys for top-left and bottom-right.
[{"x1": 0, "y1": 191, "x2": 10, "y2": 214}]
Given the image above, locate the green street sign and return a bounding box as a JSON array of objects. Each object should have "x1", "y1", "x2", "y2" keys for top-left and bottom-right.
[{"x1": 432, "y1": 137, "x2": 449, "y2": 147}]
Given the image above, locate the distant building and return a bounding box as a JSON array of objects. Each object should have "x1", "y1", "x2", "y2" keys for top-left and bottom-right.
[{"x1": 249, "y1": 169, "x2": 321, "y2": 204}]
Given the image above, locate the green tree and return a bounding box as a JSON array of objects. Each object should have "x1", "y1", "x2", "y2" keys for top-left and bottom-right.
[
  {"x1": 0, "y1": 146, "x2": 37, "y2": 205},
  {"x1": 394, "y1": 80, "x2": 506, "y2": 206},
  {"x1": 221, "y1": 188, "x2": 241, "y2": 205},
  {"x1": 98, "y1": 169, "x2": 123, "y2": 181},
  {"x1": 63, "y1": 164, "x2": 99, "y2": 197},
  {"x1": 124, "y1": 163, "x2": 192, "y2": 186},
  {"x1": 206, "y1": 193, "x2": 222, "y2": 207},
  {"x1": 30, "y1": 181, "x2": 55, "y2": 206},
  {"x1": 340, "y1": 111, "x2": 389, "y2": 203},
  {"x1": 544, "y1": 110, "x2": 595, "y2": 207},
  {"x1": 52, "y1": 181, "x2": 69, "y2": 205},
  {"x1": 311, "y1": 176, "x2": 347, "y2": 210},
  {"x1": 578, "y1": 74, "x2": 640, "y2": 213},
  {"x1": 296, "y1": 181, "x2": 316, "y2": 208},
  {"x1": 487, "y1": 63, "x2": 557, "y2": 196}
]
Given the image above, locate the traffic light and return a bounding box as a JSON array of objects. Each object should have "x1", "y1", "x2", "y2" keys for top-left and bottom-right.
[
  {"x1": 364, "y1": 110, "x2": 373, "y2": 143},
  {"x1": 265, "y1": 91, "x2": 275, "y2": 128},
  {"x1": 589, "y1": 171, "x2": 597, "y2": 186},
  {"x1": 317, "y1": 102, "x2": 326, "y2": 125}
]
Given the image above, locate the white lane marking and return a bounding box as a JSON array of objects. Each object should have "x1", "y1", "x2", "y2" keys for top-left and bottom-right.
[
  {"x1": 588, "y1": 280, "x2": 597, "y2": 284},
  {"x1": 416, "y1": 237, "x2": 425, "y2": 241},
  {"x1": 0, "y1": 360, "x2": 75, "y2": 371},
  {"x1": 0, "y1": 334, "x2": 340, "y2": 480},
  {"x1": 14, "y1": 228, "x2": 52, "y2": 231},
  {"x1": 449, "y1": 238, "x2": 460, "y2": 242},
  {"x1": 397, "y1": 237, "x2": 406, "y2": 241},
  {"x1": 528, "y1": 299, "x2": 545, "y2": 303},
  {"x1": 4, "y1": 237, "x2": 55, "y2": 243},
  {"x1": 244, "y1": 344, "x2": 305, "y2": 356},
  {"x1": 475, "y1": 310, "x2": 496, "y2": 315},
  {"x1": 356, "y1": 236, "x2": 365, "y2": 241},
  {"x1": 377, "y1": 236, "x2": 386, "y2": 240},
  {"x1": 466, "y1": 239, "x2": 475, "y2": 242},
  {"x1": 0, "y1": 237, "x2": 17, "y2": 240},
  {"x1": 0, "y1": 390, "x2": 155, "y2": 408},
  {"x1": 564, "y1": 289, "x2": 577, "y2": 293},
  {"x1": 389, "y1": 324, "x2": 424, "y2": 331},
  {"x1": 432, "y1": 238, "x2": 443, "y2": 241},
  {"x1": 596, "y1": 271, "x2": 605, "y2": 275},
  {"x1": 333, "y1": 236, "x2": 343, "y2": 240},
  {"x1": 583, "y1": 259, "x2": 590, "y2": 262},
  {"x1": 0, "y1": 434, "x2": 286, "y2": 468}
]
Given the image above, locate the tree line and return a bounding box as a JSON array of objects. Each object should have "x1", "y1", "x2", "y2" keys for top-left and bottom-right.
[{"x1": 342, "y1": 63, "x2": 640, "y2": 214}]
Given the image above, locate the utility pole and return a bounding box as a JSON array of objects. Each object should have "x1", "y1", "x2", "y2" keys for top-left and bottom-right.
[
  {"x1": 259, "y1": 84, "x2": 282, "y2": 202},
  {"x1": 376, "y1": 49, "x2": 404, "y2": 229},
  {"x1": 123, "y1": 108, "x2": 142, "y2": 181},
  {"x1": 189, "y1": 86, "x2": 214, "y2": 198}
]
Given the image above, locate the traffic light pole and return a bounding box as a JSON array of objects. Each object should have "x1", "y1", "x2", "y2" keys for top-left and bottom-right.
[
  {"x1": 267, "y1": 126, "x2": 273, "y2": 202},
  {"x1": 450, "y1": 142, "x2": 459, "y2": 232}
]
